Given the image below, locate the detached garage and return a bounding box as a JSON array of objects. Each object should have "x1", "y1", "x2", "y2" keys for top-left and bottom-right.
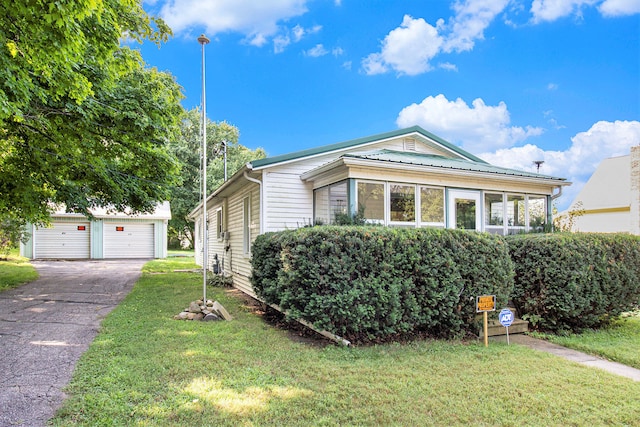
[{"x1": 21, "y1": 202, "x2": 171, "y2": 260}]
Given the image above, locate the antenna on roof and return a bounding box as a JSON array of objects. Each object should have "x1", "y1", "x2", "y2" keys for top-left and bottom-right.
[{"x1": 533, "y1": 160, "x2": 544, "y2": 173}]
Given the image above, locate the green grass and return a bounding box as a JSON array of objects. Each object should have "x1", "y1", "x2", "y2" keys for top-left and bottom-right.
[
  {"x1": 532, "y1": 312, "x2": 640, "y2": 369},
  {"x1": 52, "y1": 271, "x2": 640, "y2": 426},
  {"x1": 0, "y1": 247, "x2": 38, "y2": 292},
  {"x1": 142, "y1": 254, "x2": 199, "y2": 273}
]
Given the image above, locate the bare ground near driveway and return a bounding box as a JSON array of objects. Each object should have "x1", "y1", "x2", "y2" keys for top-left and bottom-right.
[{"x1": 0, "y1": 260, "x2": 146, "y2": 427}]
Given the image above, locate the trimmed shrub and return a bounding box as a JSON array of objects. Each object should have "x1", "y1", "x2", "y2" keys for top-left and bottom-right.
[
  {"x1": 251, "y1": 227, "x2": 514, "y2": 344},
  {"x1": 507, "y1": 233, "x2": 640, "y2": 333}
]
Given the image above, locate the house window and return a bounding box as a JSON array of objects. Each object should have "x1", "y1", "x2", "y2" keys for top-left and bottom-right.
[
  {"x1": 216, "y1": 208, "x2": 223, "y2": 240},
  {"x1": 314, "y1": 187, "x2": 329, "y2": 225},
  {"x1": 390, "y1": 184, "x2": 415, "y2": 223},
  {"x1": 243, "y1": 197, "x2": 250, "y2": 254},
  {"x1": 313, "y1": 181, "x2": 348, "y2": 224},
  {"x1": 485, "y1": 193, "x2": 504, "y2": 235},
  {"x1": 357, "y1": 182, "x2": 385, "y2": 222},
  {"x1": 420, "y1": 186, "x2": 444, "y2": 225},
  {"x1": 506, "y1": 194, "x2": 526, "y2": 233},
  {"x1": 329, "y1": 182, "x2": 348, "y2": 223},
  {"x1": 528, "y1": 195, "x2": 547, "y2": 232}
]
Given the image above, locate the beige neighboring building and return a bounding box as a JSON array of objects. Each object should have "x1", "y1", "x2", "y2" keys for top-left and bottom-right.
[{"x1": 565, "y1": 146, "x2": 640, "y2": 235}]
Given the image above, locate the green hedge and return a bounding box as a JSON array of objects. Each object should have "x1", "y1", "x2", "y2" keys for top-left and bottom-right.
[
  {"x1": 251, "y1": 227, "x2": 514, "y2": 344},
  {"x1": 507, "y1": 233, "x2": 640, "y2": 333}
]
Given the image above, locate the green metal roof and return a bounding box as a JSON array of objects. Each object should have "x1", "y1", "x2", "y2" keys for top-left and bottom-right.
[
  {"x1": 343, "y1": 150, "x2": 567, "y2": 182},
  {"x1": 250, "y1": 126, "x2": 488, "y2": 169}
]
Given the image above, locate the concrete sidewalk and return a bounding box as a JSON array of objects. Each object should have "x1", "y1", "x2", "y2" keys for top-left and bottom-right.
[
  {"x1": 0, "y1": 260, "x2": 145, "y2": 427},
  {"x1": 492, "y1": 333, "x2": 640, "y2": 382}
]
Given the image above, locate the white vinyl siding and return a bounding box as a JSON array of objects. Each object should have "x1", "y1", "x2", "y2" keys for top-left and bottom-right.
[
  {"x1": 261, "y1": 136, "x2": 439, "y2": 232},
  {"x1": 34, "y1": 222, "x2": 90, "y2": 259},
  {"x1": 104, "y1": 223, "x2": 154, "y2": 258}
]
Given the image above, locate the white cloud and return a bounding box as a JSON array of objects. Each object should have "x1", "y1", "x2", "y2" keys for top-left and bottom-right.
[
  {"x1": 443, "y1": 0, "x2": 511, "y2": 52},
  {"x1": 361, "y1": 15, "x2": 444, "y2": 76},
  {"x1": 305, "y1": 44, "x2": 329, "y2": 57},
  {"x1": 332, "y1": 47, "x2": 344, "y2": 57},
  {"x1": 396, "y1": 94, "x2": 543, "y2": 152},
  {"x1": 274, "y1": 24, "x2": 322, "y2": 53},
  {"x1": 530, "y1": 0, "x2": 640, "y2": 21},
  {"x1": 478, "y1": 120, "x2": 640, "y2": 209},
  {"x1": 599, "y1": 0, "x2": 640, "y2": 16},
  {"x1": 547, "y1": 82, "x2": 559, "y2": 90},
  {"x1": 530, "y1": 0, "x2": 596, "y2": 22},
  {"x1": 158, "y1": 0, "x2": 309, "y2": 46},
  {"x1": 439, "y1": 62, "x2": 459, "y2": 71}
]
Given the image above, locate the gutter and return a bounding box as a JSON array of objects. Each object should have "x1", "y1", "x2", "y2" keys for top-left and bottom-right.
[
  {"x1": 551, "y1": 185, "x2": 563, "y2": 200},
  {"x1": 243, "y1": 171, "x2": 264, "y2": 234}
]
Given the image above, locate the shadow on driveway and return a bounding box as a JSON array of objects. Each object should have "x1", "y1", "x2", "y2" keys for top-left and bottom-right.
[{"x1": 0, "y1": 260, "x2": 146, "y2": 427}]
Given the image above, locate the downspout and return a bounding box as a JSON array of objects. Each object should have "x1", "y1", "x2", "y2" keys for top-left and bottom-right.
[{"x1": 243, "y1": 171, "x2": 263, "y2": 234}]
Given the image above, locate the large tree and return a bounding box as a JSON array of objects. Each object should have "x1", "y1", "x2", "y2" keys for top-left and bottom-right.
[
  {"x1": 168, "y1": 109, "x2": 266, "y2": 248},
  {"x1": 0, "y1": 0, "x2": 184, "y2": 228}
]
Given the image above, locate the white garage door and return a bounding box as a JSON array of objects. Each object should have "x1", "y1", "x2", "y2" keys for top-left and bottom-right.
[
  {"x1": 35, "y1": 222, "x2": 90, "y2": 259},
  {"x1": 104, "y1": 223, "x2": 154, "y2": 258}
]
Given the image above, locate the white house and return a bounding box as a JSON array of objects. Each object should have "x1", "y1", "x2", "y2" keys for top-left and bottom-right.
[
  {"x1": 563, "y1": 146, "x2": 640, "y2": 235},
  {"x1": 190, "y1": 126, "x2": 569, "y2": 297},
  {"x1": 21, "y1": 201, "x2": 171, "y2": 259}
]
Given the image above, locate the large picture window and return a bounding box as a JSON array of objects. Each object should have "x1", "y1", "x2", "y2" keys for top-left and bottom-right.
[
  {"x1": 420, "y1": 187, "x2": 444, "y2": 225},
  {"x1": 390, "y1": 184, "x2": 415, "y2": 222},
  {"x1": 357, "y1": 182, "x2": 384, "y2": 222},
  {"x1": 507, "y1": 194, "x2": 526, "y2": 230},
  {"x1": 528, "y1": 195, "x2": 547, "y2": 231},
  {"x1": 314, "y1": 181, "x2": 348, "y2": 224}
]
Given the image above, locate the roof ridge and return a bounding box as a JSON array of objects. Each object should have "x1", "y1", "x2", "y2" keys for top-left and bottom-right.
[{"x1": 250, "y1": 126, "x2": 486, "y2": 169}]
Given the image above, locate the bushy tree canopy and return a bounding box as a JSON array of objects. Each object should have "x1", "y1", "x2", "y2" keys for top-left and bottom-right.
[
  {"x1": 168, "y1": 109, "x2": 266, "y2": 248},
  {"x1": 0, "y1": 0, "x2": 184, "y2": 227}
]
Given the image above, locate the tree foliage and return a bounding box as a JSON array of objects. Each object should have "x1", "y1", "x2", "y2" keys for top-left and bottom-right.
[
  {"x1": 0, "y1": 0, "x2": 184, "y2": 233},
  {"x1": 168, "y1": 109, "x2": 266, "y2": 248}
]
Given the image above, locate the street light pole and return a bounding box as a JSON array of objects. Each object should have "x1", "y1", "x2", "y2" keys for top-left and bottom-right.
[{"x1": 198, "y1": 34, "x2": 210, "y2": 303}]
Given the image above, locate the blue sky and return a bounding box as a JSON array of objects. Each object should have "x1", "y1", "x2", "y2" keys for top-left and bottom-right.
[{"x1": 139, "y1": 0, "x2": 640, "y2": 210}]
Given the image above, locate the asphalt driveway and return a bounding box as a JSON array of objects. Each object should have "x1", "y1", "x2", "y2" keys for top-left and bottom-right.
[{"x1": 0, "y1": 260, "x2": 146, "y2": 427}]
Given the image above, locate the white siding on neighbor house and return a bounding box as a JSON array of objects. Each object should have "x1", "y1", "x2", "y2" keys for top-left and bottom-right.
[
  {"x1": 103, "y1": 222, "x2": 154, "y2": 258},
  {"x1": 34, "y1": 221, "x2": 91, "y2": 259}
]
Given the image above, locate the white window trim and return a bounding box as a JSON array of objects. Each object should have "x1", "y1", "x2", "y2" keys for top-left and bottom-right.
[
  {"x1": 388, "y1": 182, "x2": 417, "y2": 226},
  {"x1": 216, "y1": 207, "x2": 224, "y2": 241},
  {"x1": 243, "y1": 196, "x2": 251, "y2": 256},
  {"x1": 417, "y1": 185, "x2": 446, "y2": 228}
]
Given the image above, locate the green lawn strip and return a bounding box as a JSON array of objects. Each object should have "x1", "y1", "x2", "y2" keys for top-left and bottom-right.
[
  {"x1": 141, "y1": 255, "x2": 199, "y2": 273},
  {"x1": 533, "y1": 313, "x2": 640, "y2": 369},
  {"x1": 0, "y1": 248, "x2": 38, "y2": 292},
  {"x1": 52, "y1": 273, "x2": 640, "y2": 426}
]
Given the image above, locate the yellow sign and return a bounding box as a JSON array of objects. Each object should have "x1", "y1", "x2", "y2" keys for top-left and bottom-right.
[{"x1": 476, "y1": 295, "x2": 496, "y2": 312}]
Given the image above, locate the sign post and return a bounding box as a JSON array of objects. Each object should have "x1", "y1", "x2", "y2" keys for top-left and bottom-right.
[
  {"x1": 476, "y1": 295, "x2": 496, "y2": 347},
  {"x1": 498, "y1": 308, "x2": 514, "y2": 345}
]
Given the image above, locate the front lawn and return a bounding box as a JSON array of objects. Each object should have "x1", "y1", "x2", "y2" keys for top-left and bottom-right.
[
  {"x1": 52, "y1": 266, "x2": 640, "y2": 426},
  {"x1": 532, "y1": 312, "x2": 640, "y2": 369},
  {"x1": 0, "y1": 248, "x2": 38, "y2": 292}
]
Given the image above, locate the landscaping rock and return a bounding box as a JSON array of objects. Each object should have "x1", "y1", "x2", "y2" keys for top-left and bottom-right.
[
  {"x1": 188, "y1": 301, "x2": 201, "y2": 313},
  {"x1": 175, "y1": 299, "x2": 231, "y2": 322}
]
